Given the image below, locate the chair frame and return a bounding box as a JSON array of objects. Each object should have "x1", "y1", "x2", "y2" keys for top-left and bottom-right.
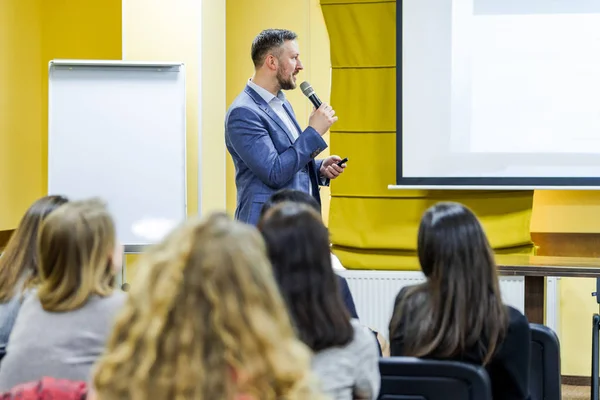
[{"x1": 378, "y1": 356, "x2": 492, "y2": 400}]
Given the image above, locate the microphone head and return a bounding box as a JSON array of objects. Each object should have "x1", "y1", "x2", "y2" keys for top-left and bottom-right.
[{"x1": 300, "y1": 81, "x2": 315, "y2": 97}]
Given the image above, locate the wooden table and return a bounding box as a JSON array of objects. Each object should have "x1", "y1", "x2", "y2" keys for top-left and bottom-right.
[{"x1": 496, "y1": 255, "x2": 600, "y2": 324}]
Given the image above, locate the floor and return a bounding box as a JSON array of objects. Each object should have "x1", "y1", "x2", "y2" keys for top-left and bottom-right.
[{"x1": 563, "y1": 384, "x2": 590, "y2": 400}]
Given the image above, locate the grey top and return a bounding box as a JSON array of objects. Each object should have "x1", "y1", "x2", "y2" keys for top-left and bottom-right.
[
  {"x1": 0, "y1": 292, "x2": 22, "y2": 354},
  {"x1": 0, "y1": 289, "x2": 126, "y2": 391},
  {"x1": 312, "y1": 319, "x2": 381, "y2": 400}
]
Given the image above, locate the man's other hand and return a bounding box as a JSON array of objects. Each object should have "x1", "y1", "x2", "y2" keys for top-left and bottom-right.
[{"x1": 320, "y1": 155, "x2": 346, "y2": 180}]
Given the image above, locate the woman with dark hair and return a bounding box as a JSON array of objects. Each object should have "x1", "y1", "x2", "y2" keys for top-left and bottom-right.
[
  {"x1": 0, "y1": 195, "x2": 69, "y2": 358},
  {"x1": 260, "y1": 188, "x2": 359, "y2": 319},
  {"x1": 389, "y1": 202, "x2": 531, "y2": 400},
  {"x1": 259, "y1": 202, "x2": 380, "y2": 400}
]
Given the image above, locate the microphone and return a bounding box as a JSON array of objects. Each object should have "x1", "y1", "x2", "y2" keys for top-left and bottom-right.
[{"x1": 300, "y1": 81, "x2": 322, "y2": 109}]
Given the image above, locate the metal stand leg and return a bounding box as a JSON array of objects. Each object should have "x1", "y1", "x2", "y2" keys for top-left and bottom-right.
[
  {"x1": 593, "y1": 314, "x2": 600, "y2": 400},
  {"x1": 592, "y1": 279, "x2": 600, "y2": 400},
  {"x1": 120, "y1": 245, "x2": 145, "y2": 292},
  {"x1": 115, "y1": 260, "x2": 123, "y2": 288},
  {"x1": 118, "y1": 249, "x2": 128, "y2": 291}
]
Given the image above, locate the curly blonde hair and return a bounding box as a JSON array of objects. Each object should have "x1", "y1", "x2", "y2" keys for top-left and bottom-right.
[{"x1": 92, "y1": 213, "x2": 324, "y2": 400}]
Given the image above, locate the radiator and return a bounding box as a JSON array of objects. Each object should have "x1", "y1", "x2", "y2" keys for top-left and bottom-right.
[{"x1": 339, "y1": 270, "x2": 559, "y2": 340}]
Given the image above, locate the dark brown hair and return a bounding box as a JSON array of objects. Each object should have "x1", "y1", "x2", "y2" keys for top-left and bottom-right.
[
  {"x1": 0, "y1": 195, "x2": 68, "y2": 302},
  {"x1": 389, "y1": 202, "x2": 508, "y2": 364},
  {"x1": 258, "y1": 202, "x2": 353, "y2": 352},
  {"x1": 251, "y1": 29, "x2": 298, "y2": 67}
]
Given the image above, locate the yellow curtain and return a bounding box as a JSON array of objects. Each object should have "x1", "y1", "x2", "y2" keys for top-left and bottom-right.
[{"x1": 321, "y1": 0, "x2": 535, "y2": 270}]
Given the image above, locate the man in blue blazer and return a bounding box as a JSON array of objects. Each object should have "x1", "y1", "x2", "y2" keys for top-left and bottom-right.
[{"x1": 225, "y1": 29, "x2": 346, "y2": 225}]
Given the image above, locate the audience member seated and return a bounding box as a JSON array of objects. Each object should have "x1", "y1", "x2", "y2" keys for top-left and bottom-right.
[
  {"x1": 91, "y1": 213, "x2": 324, "y2": 400},
  {"x1": 260, "y1": 189, "x2": 358, "y2": 319},
  {"x1": 388, "y1": 202, "x2": 531, "y2": 400},
  {"x1": 260, "y1": 189, "x2": 390, "y2": 357},
  {"x1": 0, "y1": 199, "x2": 126, "y2": 391},
  {"x1": 0, "y1": 195, "x2": 68, "y2": 358},
  {"x1": 258, "y1": 202, "x2": 381, "y2": 400}
]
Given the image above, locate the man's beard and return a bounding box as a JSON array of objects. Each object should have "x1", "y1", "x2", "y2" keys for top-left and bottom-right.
[{"x1": 277, "y1": 68, "x2": 296, "y2": 90}]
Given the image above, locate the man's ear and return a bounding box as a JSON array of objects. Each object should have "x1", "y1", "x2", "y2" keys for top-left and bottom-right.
[{"x1": 264, "y1": 54, "x2": 278, "y2": 71}]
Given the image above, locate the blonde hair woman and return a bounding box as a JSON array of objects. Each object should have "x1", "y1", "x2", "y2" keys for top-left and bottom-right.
[
  {"x1": 92, "y1": 213, "x2": 323, "y2": 400},
  {"x1": 0, "y1": 195, "x2": 68, "y2": 357},
  {"x1": 0, "y1": 198, "x2": 125, "y2": 391}
]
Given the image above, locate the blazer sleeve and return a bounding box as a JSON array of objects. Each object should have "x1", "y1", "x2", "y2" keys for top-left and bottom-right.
[
  {"x1": 315, "y1": 159, "x2": 331, "y2": 187},
  {"x1": 227, "y1": 106, "x2": 327, "y2": 189},
  {"x1": 336, "y1": 275, "x2": 359, "y2": 319}
]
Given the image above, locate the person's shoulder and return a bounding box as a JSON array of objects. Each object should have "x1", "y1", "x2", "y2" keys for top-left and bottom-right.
[
  {"x1": 107, "y1": 289, "x2": 128, "y2": 306},
  {"x1": 351, "y1": 319, "x2": 374, "y2": 340},
  {"x1": 91, "y1": 289, "x2": 127, "y2": 311},
  {"x1": 227, "y1": 88, "x2": 258, "y2": 113},
  {"x1": 18, "y1": 289, "x2": 41, "y2": 310},
  {"x1": 503, "y1": 305, "x2": 531, "y2": 345},
  {"x1": 394, "y1": 284, "x2": 418, "y2": 305},
  {"x1": 336, "y1": 273, "x2": 349, "y2": 286},
  {"x1": 226, "y1": 100, "x2": 262, "y2": 128},
  {"x1": 350, "y1": 320, "x2": 379, "y2": 353},
  {"x1": 505, "y1": 305, "x2": 529, "y2": 330}
]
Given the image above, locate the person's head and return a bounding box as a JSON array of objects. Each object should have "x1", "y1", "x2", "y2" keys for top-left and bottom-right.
[
  {"x1": 258, "y1": 202, "x2": 353, "y2": 352},
  {"x1": 390, "y1": 201, "x2": 508, "y2": 364},
  {"x1": 37, "y1": 198, "x2": 120, "y2": 312},
  {"x1": 251, "y1": 29, "x2": 303, "y2": 91},
  {"x1": 259, "y1": 188, "x2": 320, "y2": 220},
  {"x1": 0, "y1": 195, "x2": 69, "y2": 302},
  {"x1": 93, "y1": 213, "x2": 322, "y2": 400}
]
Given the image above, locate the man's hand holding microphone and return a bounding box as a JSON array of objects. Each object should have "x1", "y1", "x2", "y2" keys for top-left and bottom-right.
[{"x1": 300, "y1": 81, "x2": 346, "y2": 180}]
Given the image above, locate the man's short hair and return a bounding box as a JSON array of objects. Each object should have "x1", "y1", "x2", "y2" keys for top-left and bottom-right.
[
  {"x1": 251, "y1": 29, "x2": 298, "y2": 68},
  {"x1": 260, "y1": 189, "x2": 320, "y2": 219}
]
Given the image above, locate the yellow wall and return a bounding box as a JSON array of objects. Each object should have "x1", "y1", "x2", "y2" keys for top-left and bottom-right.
[
  {"x1": 0, "y1": 0, "x2": 43, "y2": 230},
  {"x1": 531, "y1": 191, "x2": 600, "y2": 233},
  {"x1": 200, "y1": 0, "x2": 227, "y2": 214},
  {"x1": 123, "y1": 0, "x2": 200, "y2": 217},
  {"x1": 123, "y1": 0, "x2": 226, "y2": 284},
  {"x1": 531, "y1": 190, "x2": 600, "y2": 376},
  {"x1": 123, "y1": 0, "x2": 226, "y2": 218},
  {"x1": 40, "y1": 0, "x2": 122, "y2": 195},
  {"x1": 0, "y1": 0, "x2": 121, "y2": 230},
  {"x1": 225, "y1": 0, "x2": 333, "y2": 224}
]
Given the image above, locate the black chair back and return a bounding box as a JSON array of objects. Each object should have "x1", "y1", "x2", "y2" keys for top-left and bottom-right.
[
  {"x1": 378, "y1": 357, "x2": 492, "y2": 400},
  {"x1": 529, "y1": 323, "x2": 561, "y2": 400}
]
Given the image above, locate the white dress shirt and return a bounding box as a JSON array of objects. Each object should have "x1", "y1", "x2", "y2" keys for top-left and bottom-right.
[{"x1": 248, "y1": 79, "x2": 300, "y2": 140}]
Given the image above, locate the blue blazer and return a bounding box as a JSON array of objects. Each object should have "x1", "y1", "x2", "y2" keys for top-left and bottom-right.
[{"x1": 225, "y1": 85, "x2": 328, "y2": 225}]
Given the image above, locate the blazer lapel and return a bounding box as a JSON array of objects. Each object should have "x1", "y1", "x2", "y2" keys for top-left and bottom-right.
[
  {"x1": 245, "y1": 86, "x2": 296, "y2": 144},
  {"x1": 282, "y1": 102, "x2": 303, "y2": 137}
]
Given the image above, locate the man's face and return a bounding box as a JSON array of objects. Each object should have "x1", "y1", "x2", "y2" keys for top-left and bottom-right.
[{"x1": 276, "y1": 40, "x2": 303, "y2": 90}]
